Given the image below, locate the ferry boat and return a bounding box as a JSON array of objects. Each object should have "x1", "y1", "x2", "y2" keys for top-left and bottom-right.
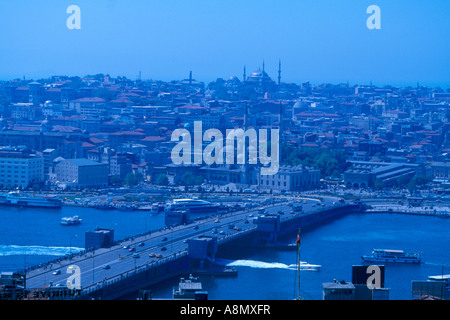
[
  {"x1": 165, "y1": 198, "x2": 219, "y2": 213},
  {"x1": 173, "y1": 274, "x2": 208, "y2": 300},
  {"x1": 61, "y1": 216, "x2": 82, "y2": 226},
  {"x1": 361, "y1": 249, "x2": 421, "y2": 264},
  {"x1": 150, "y1": 202, "x2": 165, "y2": 214},
  {"x1": 0, "y1": 192, "x2": 62, "y2": 208}
]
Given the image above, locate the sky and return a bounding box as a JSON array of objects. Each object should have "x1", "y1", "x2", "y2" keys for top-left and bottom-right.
[{"x1": 0, "y1": 0, "x2": 449, "y2": 88}]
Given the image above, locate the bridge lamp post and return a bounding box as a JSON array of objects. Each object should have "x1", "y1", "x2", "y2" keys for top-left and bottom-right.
[{"x1": 69, "y1": 234, "x2": 77, "y2": 260}]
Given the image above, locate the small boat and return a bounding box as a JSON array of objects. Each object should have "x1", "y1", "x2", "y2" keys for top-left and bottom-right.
[
  {"x1": 150, "y1": 202, "x2": 165, "y2": 214},
  {"x1": 173, "y1": 274, "x2": 208, "y2": 300},
  {"x1": 361, "y1": 249, "x2": 421, "y2": 264},
  {"x1": 288, "y1": 261, "x2": 322, "y2": 271},
  {"x1": 61, "y1": 216, "x2": 82, "y2": 226}
]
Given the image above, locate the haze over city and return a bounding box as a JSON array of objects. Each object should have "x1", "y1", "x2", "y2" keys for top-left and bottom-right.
[{"x1": 0, "y1": 0, "x2": 449, "y2": 88}]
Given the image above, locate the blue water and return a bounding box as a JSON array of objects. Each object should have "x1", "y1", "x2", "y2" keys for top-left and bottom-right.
[
  {"x1": 150, "y1": 213, "x2": 450, "y2": 300},
  {"x1": 0, "y1": 206, "x2": 165, "y2": 272},
  {"x1": 1, "y1": 207, "x2": 449, "y2": 300}
]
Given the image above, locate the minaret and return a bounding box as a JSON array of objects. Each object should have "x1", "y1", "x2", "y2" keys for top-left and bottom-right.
[
  {"x1": 278, "y1": 59, "x2": 282, "y2": 86},
  {"x1": 189, "y1": 71, "x2": 193, "y2": 85},
  {"x1": 243, "y1": 65, "x2": 246, "y2": 82},
  {"x1": 262, "y1": 60, "x2": 265, "y2": 74}
]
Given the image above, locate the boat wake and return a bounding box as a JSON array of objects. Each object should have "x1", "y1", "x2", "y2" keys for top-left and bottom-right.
[
  {"x1": 215, "y1": 259, "x2": 321, "y2": 271},
  {"x1": 0, "y1": 245, "x2": 84, "y2": 257}
]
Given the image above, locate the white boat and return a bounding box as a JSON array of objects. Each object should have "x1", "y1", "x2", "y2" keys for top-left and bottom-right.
[
  {"x1": 61, "y1": 216, "x2": 82, "y2": 226},
  {"x1": 172, "y1": 274, "x2": 207, "y2": 299},
  {"x1": 362, "y1": 249, "x2": 421, "y2": 264},
  {"x1": 289, "y1": 261, "x2": 322, "y2": 271}
]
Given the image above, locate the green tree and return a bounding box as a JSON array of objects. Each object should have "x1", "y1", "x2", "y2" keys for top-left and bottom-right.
[
  {"x1": 156, "y1": 174, "x2": 169, "y2": 186},
  {"x1": 180, "y1": 172, "x2": 204, "y2": 186},
  {"x1": 125, "y1": 172, "x2": 143, "y2": 187},
  {"x1": 397, "y1": 175, "x2": 412, "y2": 187},
  {"x1": 374, "y1": 179, "x2": 385, "y2": 190},
  {"x1": 109, "y1": 175, "x2": 123, "y2": 186},
  {"x1": 281, "y1": 144, "x2": 349, "y2": 177},
  {"x1": 125, "y1": 173, "x2": 137, "y2": 187}
]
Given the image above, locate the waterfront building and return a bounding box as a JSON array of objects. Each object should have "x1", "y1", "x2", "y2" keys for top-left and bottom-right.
[
  {"x1": 258, "y1": 165, "x2": 320, "y2": 191},
  {"x1": 344, "y1": 161, "x2": 419, "y2": 189},
  {"x1": 430, "y1": 162, "x2": 450, "y2": 180},
  {"x1": 42, "y1": 148, "x2": 58, "y2": 179},
  {"x1": 0, "y1": 147, "x2": 44, "y2": 189},
  {"x1": 55, "y1": 158, "x2": 108, "y2": 188},
  {"x1": 109, "y1": 154, "x2": 133, "y2": 180}
]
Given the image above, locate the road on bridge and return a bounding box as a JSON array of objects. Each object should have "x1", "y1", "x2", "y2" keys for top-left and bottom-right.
[{"x1": 25, "y1": 196, "x2": 336, "y2": 291}]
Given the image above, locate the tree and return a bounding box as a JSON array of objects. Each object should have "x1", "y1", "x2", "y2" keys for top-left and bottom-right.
[
  {"x1": 374, "y1": 179, "x2": 385, "y2": 190},
  {"x1": 156, "y1": 174, "x2": 169, "y2": 186},
  {"x1": 109, "y1": 175, "x2": 123, "y2": 186},
  {"x1": 408, "y1": 174, "x2": 431, "y2": 193},
  {"x1": 397, "y1": 175, "x2": 412, "y2": 188},
  {"x1": 125, "y1": 173, "x2": 136, "y2": 187},
  {"x1": 281, "y1": 144, "x2": 349, "y2": 177},
  {"x1": 125, "y1": 172, "x2": 143, "y2": 187}
]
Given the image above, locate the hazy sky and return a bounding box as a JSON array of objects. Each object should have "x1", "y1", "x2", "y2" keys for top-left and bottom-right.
[{"x1": 0, "y1": 0, "x2": 449, "y2": 88}]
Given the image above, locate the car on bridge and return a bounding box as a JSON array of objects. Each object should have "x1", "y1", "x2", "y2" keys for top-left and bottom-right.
[
  {"x1": 162, "y1": 237, "x2": 168, "y2": 241},
  {"x1": 132, "y1": 253, "x2": 140, "y2": 258},
  {"x1": 161, "y1": 247, "x2": 167, "y2": 251},
  {"x1": 52, "y1": 270, "x2": 61, "y2": 275},
  {"x1": 156, "y1": 254, "x2": 162, "y2": 258},
  {"x1": 138, "y1": 242, "x2": 145, "y2": 246},
  {"x1": 103, "y1": 264, "x2": 111, "y2": 269},
  {"x1": 129, "y1": 247, "x2": 135, "y2": 252},
  {"x1": 149, "y1": 253, "x2": 155, "y2": 257}
]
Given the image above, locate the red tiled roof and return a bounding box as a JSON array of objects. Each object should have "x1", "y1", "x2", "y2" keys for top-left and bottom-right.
[
  {"x1": 71, "y1": 97, "x2": 106, "y2": 103},
  {"x1": 82, "y1": 142, "x2": 95, "y2": 148},
  {"x1": 140, "y1": 136, "x2": 166, "y2": 142}
]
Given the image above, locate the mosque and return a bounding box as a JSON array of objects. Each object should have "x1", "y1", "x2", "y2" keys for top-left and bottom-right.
[{"x1": 242, "y1": 60, "x2": 281, "y2": 93}]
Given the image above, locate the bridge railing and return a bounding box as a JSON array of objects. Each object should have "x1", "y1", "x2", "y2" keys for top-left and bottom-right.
[{"x1": 80, "y1": 250, "x2": 188, "y2": 295}]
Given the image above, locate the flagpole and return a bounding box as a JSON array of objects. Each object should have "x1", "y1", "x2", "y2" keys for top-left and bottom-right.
[{"x1": 296, "y1": 228, "x2": 301, "y2": 300}]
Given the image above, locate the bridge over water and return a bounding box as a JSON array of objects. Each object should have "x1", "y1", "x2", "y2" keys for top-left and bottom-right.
[{"x1": 23, "y1": 197, "x2": 360, "y2": 300}]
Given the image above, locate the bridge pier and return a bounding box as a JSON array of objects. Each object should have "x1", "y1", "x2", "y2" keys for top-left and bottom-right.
[
  {"x1": 255, "y1": 214, "x2": 281, "y2": 245},
  {"x1": 187, "y1": 235, "x2": 218, "y2": 269},
  {"x1": 165, "y1": 210, "x2": 190, "y2": 227}
]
